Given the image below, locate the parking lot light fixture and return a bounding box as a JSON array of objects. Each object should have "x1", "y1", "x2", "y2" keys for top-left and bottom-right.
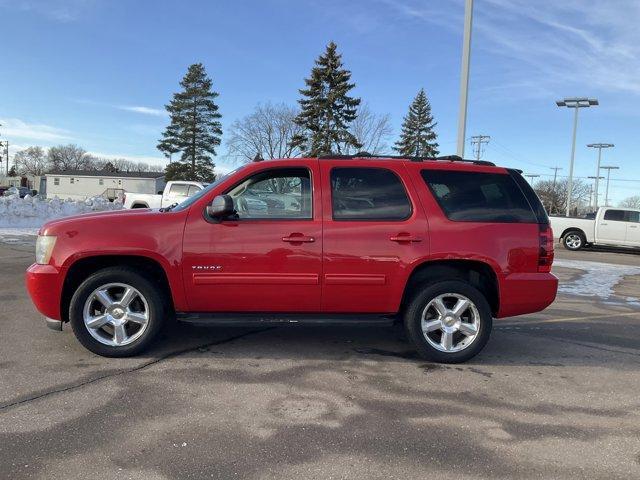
[
  {"x1": 587, "y1": 143, "x2": 614, "y2": 209},
  {"x1": 556, "y1": 97, "x2": 599, "y2": 216}
]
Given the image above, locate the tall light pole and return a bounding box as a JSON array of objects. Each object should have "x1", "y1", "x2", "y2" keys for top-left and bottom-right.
[
  {"x1": 587, "y1": 175, "x2": 605, "y2": 209},
  {"x1": 555, "y1": 98, "x2": 598, "y2": 216},
  {"x1": 524, "y1": 174, "x2": 540, "y2": 184},
  {"x1": 456, "y1": 0, "x2": 474, "y2": 157},
  {"x1": 600, "y1": 165, "x2": 619, "y2": 207},
  {"x1": 587, "y1": 143, "x2": 614, "y2": 209}
]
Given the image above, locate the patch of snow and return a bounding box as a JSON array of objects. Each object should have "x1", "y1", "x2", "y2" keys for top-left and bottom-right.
[
  {"x1": 0, "y1": 195, "x2": 122, "y2": 229},
  {"x1": 554, "y1": 258, "x2": 640, "y2": 302}
]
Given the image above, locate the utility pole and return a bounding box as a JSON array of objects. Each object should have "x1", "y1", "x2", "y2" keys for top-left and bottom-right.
[
  {"x1": 470, "y1": 135, "x2": 490, "y2": 161},
  {"x1": 587, "y1": 175, "x2": 605, "y2": 210},
  {"x1": 555, "y1": 98, "x2": 599, "y2": 216},
  {"x1": 587, "y1": 143, "x2": 614, "y2": 209},
  {"x1": 548, "y1": 167, "x2": 562, "y2": 214},
  {"x1": 600, "y1": 165, "x2": 619, "y2": 207},
  {"x1": 456, "y1": 0, "x2": 474, "y2": 158},
  {"x1": 550, "y1": 166, "x2": 562, "y2": 189}
]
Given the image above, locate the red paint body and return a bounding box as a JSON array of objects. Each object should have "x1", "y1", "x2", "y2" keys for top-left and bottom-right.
[{"x1": 25, "y1": 158, "x2": 558, "y2": 321}]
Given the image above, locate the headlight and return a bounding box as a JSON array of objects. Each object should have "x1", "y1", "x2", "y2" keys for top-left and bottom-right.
[{"x1": 35, "y1": 235, "x2": 57, "y2": 265}]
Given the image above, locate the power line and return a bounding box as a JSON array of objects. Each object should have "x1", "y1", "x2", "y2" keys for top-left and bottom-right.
[{"x1": 470, "y1": 135, "x2": 490, "y2": 161}]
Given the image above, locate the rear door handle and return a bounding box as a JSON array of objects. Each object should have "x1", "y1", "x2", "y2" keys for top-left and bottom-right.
[
  {"x1": 282, "y1": 234, "x2": 315, "y2": 243},
  {"x1": 390, "y1": 234, "x2": 422, "y2": 243}
]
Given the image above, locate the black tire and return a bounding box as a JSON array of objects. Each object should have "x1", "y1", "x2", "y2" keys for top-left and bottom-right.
[
  {"x1": 563, "y1": 231, "x2": 585, "y2": 251},
  {"x1": 69, "y1": 267, "x2": 165, "y2": 357},
  {"x1": 404, "y1": 280, "x2": 492, "y2": 363}
]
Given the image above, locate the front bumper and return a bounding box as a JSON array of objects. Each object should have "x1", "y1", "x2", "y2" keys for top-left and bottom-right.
[{"x1": 25, "y1": 263, "x2": 65, "y2": 321}]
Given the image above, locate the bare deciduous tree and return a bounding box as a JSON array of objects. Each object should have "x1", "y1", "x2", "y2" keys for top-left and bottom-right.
[
  {"x1": 227, "y1": 103, "x2": 304, "y2": 163},
  {"x1": 620, "y1": 195, "x2": 640, "y2": 209},
  {"x1": 14, "y1": 146, "x2": 49, "y2": 176},
  {"x1": 48, "y1": 144, "x2": 93, "y2": 171},
  {"x1": 344, "y1": 103, "x2": 393, "y2": 155},
  {"x1": 534, "y1": 178, "x2": 591, "y2": 215}
]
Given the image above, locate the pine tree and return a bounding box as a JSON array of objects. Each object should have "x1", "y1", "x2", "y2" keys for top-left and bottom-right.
[
  {"x1": 158, "y1": 63, "x2": 222, "y2": 182},
  {"x1": 394, "y1": 89, "x2": 439, "y2": 157},
  {"x1": 290, "y1": 42, "x2": 361, "y2": 156}
]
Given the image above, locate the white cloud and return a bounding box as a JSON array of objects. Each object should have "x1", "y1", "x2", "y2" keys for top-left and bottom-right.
[
  {"x1": 0, "y1": 118, "x2": 72, "y2": 142},
  {"x1": 118, "y1": 105, "x2": 167, "y2": 117},
  {"x1": 87, "y1": 151, "x2": 168, "y2": 166},
  {"x1": 0, "y1": 0, "x2": 95, "y2": 22}
]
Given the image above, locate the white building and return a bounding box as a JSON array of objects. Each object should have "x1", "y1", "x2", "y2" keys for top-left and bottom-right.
[{"x1": 44, "y1": 170, "x2": 165, "y2": 200}]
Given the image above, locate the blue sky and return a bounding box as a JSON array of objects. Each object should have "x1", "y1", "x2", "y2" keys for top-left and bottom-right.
[{"x1": 1, "y1": 0, "x2": 639, "y2": 203}]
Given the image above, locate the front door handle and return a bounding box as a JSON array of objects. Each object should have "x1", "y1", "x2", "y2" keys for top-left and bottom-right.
[
  {"x1": 390, "y1": 234, "x2": 422, "y2": 243},
  {"x1": 282, "y1": 234, "x2": 315, "y2": 243}
]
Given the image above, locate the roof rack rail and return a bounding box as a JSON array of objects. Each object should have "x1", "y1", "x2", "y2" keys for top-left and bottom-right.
[{"x1": 317, "y1": 152, "x2": 495, "y2": 166}]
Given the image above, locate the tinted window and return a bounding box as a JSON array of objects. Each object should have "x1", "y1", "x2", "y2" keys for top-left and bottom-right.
[
  {"x1": 627, "y1": 211, "x2": 640, "y2": 223},
  {"x1": 331, "y1": 167, "x2": 412, "y2": 220},
  {"x1": 604, "y1": 209, "x2": 626, "y2": 221},
  {"x1": 227, "y1": 167, "x2": 312, "y2": 219},
  {"x1": 421, "y1": 170, "x2": 536, "y2": 223}
]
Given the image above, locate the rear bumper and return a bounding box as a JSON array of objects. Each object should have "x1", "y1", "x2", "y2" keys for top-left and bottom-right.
[
  {"x1": 497, "y1": 272, "x2": 558, "y2": 318},
  {"x1": 25, "y1": 263, "x2": 65, "y2": 321}
]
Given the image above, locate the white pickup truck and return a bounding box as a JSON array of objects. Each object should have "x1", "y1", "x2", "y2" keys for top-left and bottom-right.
[
  {"x1": 123, "y1": 180, "x2": 207, "y2": 209},
  {"x1": 550, "y1": 207, "x2": 640, "y2": 250}
]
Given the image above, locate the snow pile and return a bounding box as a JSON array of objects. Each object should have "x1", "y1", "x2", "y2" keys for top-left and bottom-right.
[{"x1": 0, "y1": 194, "x2": 123, "y2": 228}]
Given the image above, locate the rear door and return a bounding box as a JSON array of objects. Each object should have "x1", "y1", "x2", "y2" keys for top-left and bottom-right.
[
  {"x1": 598, "y1": 209, "x2": 629, "y2": 245},
  {"x1": 624, "y1": 210, "x2": 640, "y2": 246},
  {"x1": 319, "y1": 161, "x2": 427, "y2": 313}
]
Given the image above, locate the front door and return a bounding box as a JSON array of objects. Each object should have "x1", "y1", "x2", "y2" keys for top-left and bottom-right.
[
  {"x1": 598, "y1": 209, "x2": 629, "y2": 245},
  {"x1": 182, "y1": 163, "x2": 322, "y2": 312},
  {"x1": 319, "y1": 161, "x2": 427, "y2": 313}
]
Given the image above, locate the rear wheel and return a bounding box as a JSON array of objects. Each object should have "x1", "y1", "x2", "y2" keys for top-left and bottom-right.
[
  {"x1": 563, "y1": 231, "x2": 585, "y2": 251},
  {"x1": 69, "y1": 267, "x2": 165, "y2": 357},
  {"x1": 404, "y1": 280, "x2": 492, "y2": 363}
]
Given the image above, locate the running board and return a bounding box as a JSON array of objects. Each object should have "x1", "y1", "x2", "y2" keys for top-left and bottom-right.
[{"x1": 176, "y1": 312, "x2": 397, "y2": 327}]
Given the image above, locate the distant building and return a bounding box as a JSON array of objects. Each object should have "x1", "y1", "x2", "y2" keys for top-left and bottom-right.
[{"x1": 44, "y1": 170, "x2": 165, "y2": 200}]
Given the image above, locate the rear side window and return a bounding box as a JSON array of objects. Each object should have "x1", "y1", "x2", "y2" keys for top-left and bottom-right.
[
  {"x1": 169, "y1": 184, "x2": 189, "y2": 197},
  {"x1": 331, "y1": 167, "x2": 412, "y2": 220},
  {"x1": 421, "y1": 169, "x2": 537, "y2": 223}
]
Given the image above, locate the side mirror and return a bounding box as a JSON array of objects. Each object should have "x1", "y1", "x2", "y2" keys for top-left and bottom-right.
[
  {"x1": 158, "y1": 190, "x2": 164, "y2": 195},
  {"x1": 206, "y1": 194, "x2": 235, "y2": 220}
]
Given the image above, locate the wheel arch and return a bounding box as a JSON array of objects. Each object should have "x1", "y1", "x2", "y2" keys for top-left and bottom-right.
[
  {"x1": 560, "y1": 227, "x2": 586, "y2": 241},
  {"x1": 401, "y1": 259, "x2": 500, "y2": 317},
  {"x1": 60, "y1": 255, "x2": 174, "y2": 323}
]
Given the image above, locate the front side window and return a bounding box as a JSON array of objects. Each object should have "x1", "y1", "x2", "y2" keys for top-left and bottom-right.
[
  {"x1": 226, "y1": 167, "x2": 312, "y2": 219},
  {"x1": 331, "y1": 167, "x2": 412, "y2": 220},
  {"x1": 421, "y1": 170, "x2": 537, "y2": 223},
  {"x1": 604, "y1": 209, "x2": 626, "y2": 221}
]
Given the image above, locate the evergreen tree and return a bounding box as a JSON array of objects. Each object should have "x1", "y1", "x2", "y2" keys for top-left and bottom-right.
[
  {"x1": 290, "y1": 42, "x2": 361, "y2": 156},
  {"x1": 158, "y1": 63, "x2": 221, "y2": 182},
  {"x1": 394, "y1": 89, "x2": 439, "y2": 157}
]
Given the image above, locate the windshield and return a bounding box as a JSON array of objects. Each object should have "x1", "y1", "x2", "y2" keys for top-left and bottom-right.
[{"x1": 170, "y1": 165, "x2": 247, "y2": 212}]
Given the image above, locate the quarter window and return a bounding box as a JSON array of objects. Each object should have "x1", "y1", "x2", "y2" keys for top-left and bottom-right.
[
  {"x1": 226, "y1": 167, "x2": 312, "y2": 219},
  {"x1": 421, "y1": 170, "x2": 536, "y2": 223},
  {"x1": 330, "y1": 167, "x2": 412, "y2": 220}
]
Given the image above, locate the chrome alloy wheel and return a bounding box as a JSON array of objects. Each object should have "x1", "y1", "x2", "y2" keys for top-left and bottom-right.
[
  {"x1": 420, "y1": 293, "x2": 481, "y2": 353},
  {"x1": 565, "y1": 233, "x2": 582, "y2": 249},
  {"x1": 82, "y1": 283, "x2": 150, "y2": 347}
]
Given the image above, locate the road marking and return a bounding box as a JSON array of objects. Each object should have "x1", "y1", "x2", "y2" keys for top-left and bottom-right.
[{"x1": 500, "y1": 310, "x2": 640, "y2": 326}]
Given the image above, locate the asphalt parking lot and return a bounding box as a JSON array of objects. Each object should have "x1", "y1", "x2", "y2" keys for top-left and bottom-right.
[{"x1": 1, "y1": 239, "x2": 639, "y2": 479}]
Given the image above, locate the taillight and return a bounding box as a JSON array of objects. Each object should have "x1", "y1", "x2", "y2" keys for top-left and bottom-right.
[{"x1": 538, "y1": 224, "x2": 554, "y2": 272}]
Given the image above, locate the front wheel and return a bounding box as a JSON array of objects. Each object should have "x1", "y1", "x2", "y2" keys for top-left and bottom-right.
[
  {"x1": 563, "y1": 231, "x2": 585, "y2": 251},
  {"x1": 69, "y1": 267, "x2": 165, "y2": 357},
  {"x1": 404, "y1": 280, "x2": 492, "y2": 363}
]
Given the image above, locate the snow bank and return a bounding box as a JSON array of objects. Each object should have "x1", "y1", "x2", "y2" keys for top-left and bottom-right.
[{"x1": 0, "y1": 194, "x2": 123, "y2": 228}]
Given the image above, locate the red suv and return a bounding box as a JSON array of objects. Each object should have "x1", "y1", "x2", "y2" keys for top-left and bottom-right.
[{"x1": 26, "y1": 155, "x2": 557, "y2": 363}]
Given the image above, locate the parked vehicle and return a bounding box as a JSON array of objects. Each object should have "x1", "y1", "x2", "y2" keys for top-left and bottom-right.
[
  {"x1": 551, "y1": 207, "x2": 640, "y2": 250},
  {"x1": 123, "y1": 180, "x2": 206, "y2": 209},
  {"x1": 26, "y1": 155, "x2": 558, "y2": 363},
  {"x1": 2, "y1": 186, "x2": 32, "y2": 198}
]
